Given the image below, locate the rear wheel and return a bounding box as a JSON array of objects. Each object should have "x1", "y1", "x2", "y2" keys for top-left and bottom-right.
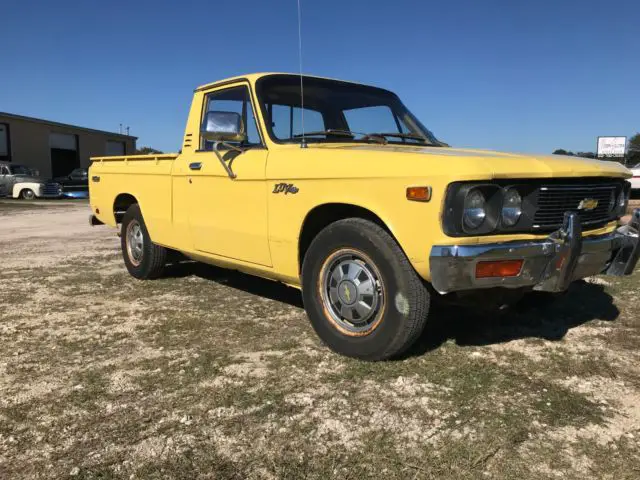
[
  {"x1": 121, "y1": 204, "x2": 166, "y2": 279},
  {"x1": 19, "y1": 189, "x2": 35, "y2": 200},
  {"x1": 302, "y1": 218, "x2": 430, "y2": 361}
]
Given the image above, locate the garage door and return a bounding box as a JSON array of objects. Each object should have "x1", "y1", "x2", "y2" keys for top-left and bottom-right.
[
  {"x1": 0, "y1": 124, "x2": 9, "y2": 161},
  {"x1": 50, "y1": 133, "x2": 79, "y2": 177},
  {"x1": 106, "y1": 140, "x2": 125, "y2": 156}
]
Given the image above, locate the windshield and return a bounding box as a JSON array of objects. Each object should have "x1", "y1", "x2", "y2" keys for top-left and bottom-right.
[
  {"x1": 256, "y1": 74, "x2": 441, "y2": 146},
  {"x1": 9, "y1": 165, "x2": 33, "y2": 175}
]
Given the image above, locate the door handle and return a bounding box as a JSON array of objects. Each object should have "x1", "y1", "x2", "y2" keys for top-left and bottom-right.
[{"x1": 189, "y1": 162, "x2": 202, "y2": 171}]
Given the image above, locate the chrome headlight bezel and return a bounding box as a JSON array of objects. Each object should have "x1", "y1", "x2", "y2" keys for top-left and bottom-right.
[
  {"x1": 501, "y1": 188, "x2": 523, "y2": 227},
  {"x1": 463, "y1": 189, "x2": 487, "y2": 230},
  {"x1": 443, "y1": 183, "x2": 504, "y2": 235}
]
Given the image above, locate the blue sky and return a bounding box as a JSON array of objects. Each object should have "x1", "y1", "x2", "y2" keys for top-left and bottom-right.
[{"x1": 1, "y1": 0, "x2": 638, "y2": 154}]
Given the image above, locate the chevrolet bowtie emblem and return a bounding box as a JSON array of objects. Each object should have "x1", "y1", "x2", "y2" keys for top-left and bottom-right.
[
  {"x1": 578, "y1": 198, "x2": 598, "y2": 211},
  {"x1": 343, "y1": 284, "x2": 351, "y2": 303}
]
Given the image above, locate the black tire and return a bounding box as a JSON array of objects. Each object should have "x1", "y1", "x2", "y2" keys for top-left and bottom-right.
[
  {"x1": 121, "y1": 204, "x2": 166, "y2": 280},
  {"x1": 301, "y1": 218, "x2": 430, "y2": 361},
  {"x1": 20, "y1": 189, "x2": 35, "y2": 200}
]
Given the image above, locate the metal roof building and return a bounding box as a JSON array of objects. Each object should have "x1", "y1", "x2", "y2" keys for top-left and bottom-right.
[{"x1": 0, "y1": 112, "x2": 136, "y2": 178}]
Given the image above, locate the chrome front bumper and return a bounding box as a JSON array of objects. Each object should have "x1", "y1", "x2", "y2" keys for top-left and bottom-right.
[{"x1": 430, "y1": 209, "x2": 640, "y2": 294}]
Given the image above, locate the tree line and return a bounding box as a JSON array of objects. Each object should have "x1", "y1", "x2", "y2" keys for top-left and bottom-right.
[{"x1": 553, "y1": 133, "x2": 640, "y2": 165}]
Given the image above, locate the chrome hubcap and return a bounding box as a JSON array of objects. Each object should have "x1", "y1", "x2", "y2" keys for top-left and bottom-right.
[
  {"x1": 321, "y1": 250, "x2": 384, "y2": 334},
  {"x1": 126, "y1": 221, "x2": 144, "y2": 266}
]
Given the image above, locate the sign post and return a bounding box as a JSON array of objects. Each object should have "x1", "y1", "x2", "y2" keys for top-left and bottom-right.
[{"x1": 596, "y1": 136, "x2": 627, "y2": 161}]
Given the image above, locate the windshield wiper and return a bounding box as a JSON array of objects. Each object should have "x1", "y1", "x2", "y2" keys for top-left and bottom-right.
[
  {"x1": 293, "y1": 129, "x2": 354, "y2": 138},
  {"x1": 293, "y1": 129, "x2": 386, "y2": 144},
  {"x1": 293, "y1": 129, "x2": 432, "y2": 145},
  {"x1": 362, "y1": 132, "x2": 431, "y2": 144}
]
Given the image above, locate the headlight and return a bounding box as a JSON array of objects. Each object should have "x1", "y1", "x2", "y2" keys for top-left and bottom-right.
[
  {"x1": 617, "y1": 185, "x2": 630, "y2": 215},
  {"x1": 463, "y1": 189, "x2": 486, "y2": 229},
  {"x1": 443, "y1": 182, "x2": 526, "y2": 236},
  {"x1": 502, "y1": 188, "x2": 522, "y2": 226}
]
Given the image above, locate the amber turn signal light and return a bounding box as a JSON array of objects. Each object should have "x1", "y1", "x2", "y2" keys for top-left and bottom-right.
[
  {"x1": 475, "y1": 260, "x2": 523, "y2": 279},
  {"x1": 406, "y1": 186, "x2": 432, "y2": 202}
]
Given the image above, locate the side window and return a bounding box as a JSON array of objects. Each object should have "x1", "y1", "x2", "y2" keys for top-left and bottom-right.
[
  {"x1": 344, "y1": 105, "x2": 402, "y2": 134},
  {"x1": 269, "y1": 104, "x2": 325, "y2": 140},
  {"x1": 0, "y1": 166, "x2": 9, "y2": 175},
  {"x1": 202, "y1": 86, "x2": 261, "y2": 149}
]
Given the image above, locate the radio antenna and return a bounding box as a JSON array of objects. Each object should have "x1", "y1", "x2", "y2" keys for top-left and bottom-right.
[{"x1": 297, "y1": 0, "x2": 306, "y2": 148}]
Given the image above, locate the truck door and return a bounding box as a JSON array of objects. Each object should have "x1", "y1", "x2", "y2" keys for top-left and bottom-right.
[{"x1": 180, "y1": 83, "x2": 272, "y2": 267}]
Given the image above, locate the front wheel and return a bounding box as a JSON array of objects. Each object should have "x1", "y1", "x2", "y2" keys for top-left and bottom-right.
[
  {"x1": 121, "y1": 204, "x2": 167, "y2": 279},
  {"x1": 19, "y1": 189, "x2": 35, "y2": 200},
  {"x1": 302, "y1": 218, "x2": 430, "y2": 361}
]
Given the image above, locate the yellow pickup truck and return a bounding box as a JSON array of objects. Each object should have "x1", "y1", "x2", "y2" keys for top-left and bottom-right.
[{"x1": 89, "y1": 73, "x2": 640, "y2": 360}]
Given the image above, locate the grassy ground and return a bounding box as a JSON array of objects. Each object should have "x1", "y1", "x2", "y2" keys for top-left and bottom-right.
[{"x1": 0, "y1": 204, "x2": 639, "y2": 479}]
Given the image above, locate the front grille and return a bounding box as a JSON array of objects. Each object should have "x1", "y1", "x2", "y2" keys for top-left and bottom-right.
[
  {"x1": 42, "y1": 182, "x2": 61, "y2": 196},
  {"x1": 533, "y1": 182, "x2": 619, "y2": 230}
]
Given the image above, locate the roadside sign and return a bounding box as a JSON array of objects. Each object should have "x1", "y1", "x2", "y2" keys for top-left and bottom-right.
[{"x1": 597, "y1": 136, "x2": 627, "y2": 158}]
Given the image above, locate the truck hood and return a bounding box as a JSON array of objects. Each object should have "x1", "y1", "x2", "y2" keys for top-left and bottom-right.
[{"x1": 310, "y1": 144, "x2": 632, "y2": 179}]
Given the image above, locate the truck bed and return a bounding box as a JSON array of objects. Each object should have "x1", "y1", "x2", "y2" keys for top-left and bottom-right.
[
  {"x1": 89, "y1": 153, "x2": 180, "y2": 238},
  {"x1": 90, "y1": 153, "x2": 179, "y2": 163}
]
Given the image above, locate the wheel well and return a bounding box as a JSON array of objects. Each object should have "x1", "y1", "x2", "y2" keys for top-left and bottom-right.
[
  {"x1": 298, "y1": 203, "x2": 392, "y2": 272},
  {"x1": 17, "y1": 187, "x2": 34, "y2": 196},
  {"x1": 113, "y1": 193, "x2": 138, "y2": 223}
]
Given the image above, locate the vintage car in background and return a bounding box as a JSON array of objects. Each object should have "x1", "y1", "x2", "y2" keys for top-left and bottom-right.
[
  {"x1": 89, "y1": 73, "x2": 640, "y2": 361},
  {"x1": 0, "y1": 162, "x2": 56, "y2": 199},
  {"x1": 51, "y1": 168, "x2": 89, "y2": 199},
  {"x1": 0, "y1": 162, "x2": 88, "y2": 199}
]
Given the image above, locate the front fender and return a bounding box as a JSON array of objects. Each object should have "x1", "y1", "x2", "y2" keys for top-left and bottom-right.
[
  {"x1": 267, "y1": 177, "x2": 446, "y2": 284},
  {"x1": 12, "y1": 182, "x2": 43, "y2": 198}
]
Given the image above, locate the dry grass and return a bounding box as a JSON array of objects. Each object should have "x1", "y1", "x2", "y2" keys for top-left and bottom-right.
[{"x1": 1, "y1": 201, "x2": 639, "y2": 479}]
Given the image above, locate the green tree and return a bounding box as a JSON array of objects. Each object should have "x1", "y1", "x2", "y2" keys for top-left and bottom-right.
[
  {"x1": 135, "y1": 146, "x2": 163, "y2": 155},
  {"x1": 552, "y1": 149, "x2": 574, "y2": 156},
  {"x1": 628, "y1": 133, "x2": 640, "y2": 166}
]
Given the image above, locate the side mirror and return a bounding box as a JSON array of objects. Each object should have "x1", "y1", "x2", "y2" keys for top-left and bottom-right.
[{"x1": 201, "y1": 111, "x2": 246, "y2": 143}]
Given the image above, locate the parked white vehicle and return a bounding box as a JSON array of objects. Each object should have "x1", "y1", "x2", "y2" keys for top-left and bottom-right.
[
  {"x1": 12, "y1": 182, "x2": 61, "y2": 200},
  {"x1": 0, "y1": 161, "x2": 61, "y2": 199},
  {"x1": 630, "y1": 163, "x2": 640, "y2": 191}
]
